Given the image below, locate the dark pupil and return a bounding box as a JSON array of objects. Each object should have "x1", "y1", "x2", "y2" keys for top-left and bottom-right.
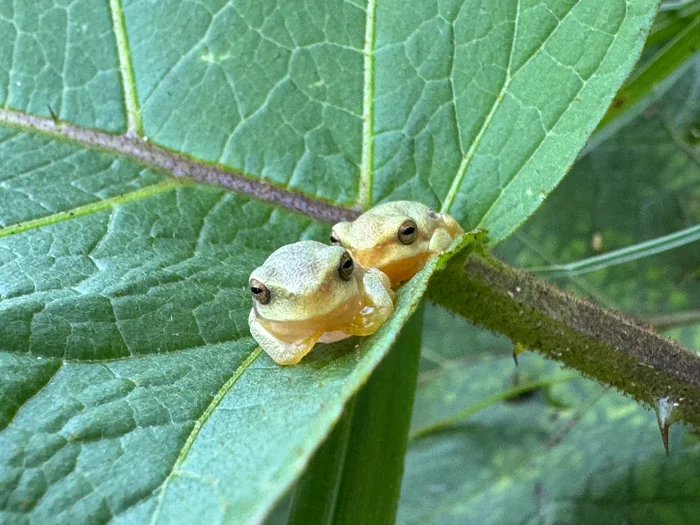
[
  {"x1": 403, "y1": 227, "x2": 415, "y2": 235},
  {"x1": 343, "y1": 259, "x2": 352, "y2": 269},
  {"x1": 330, "y1": 235, "x2": 338, "y2": 242},
  {"x1": 251, "y1": 287, "x2": 262, "y2": 294}
]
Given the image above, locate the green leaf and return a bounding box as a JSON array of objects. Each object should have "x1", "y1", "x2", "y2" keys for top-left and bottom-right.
[
  {"x1": 2, "y1": 0, "x2": 660, "y2": 238},
  {"x1": 647, "y1": 0, "x2": 700, "y2": 47},
  {"x1": 0, "y1": 0, "x2": 126, "y2": 132},
  {"x1": 527, "y1": 222, "x2": 700, "y2": 278},
  {"x1": 0, "y1": 188, "x2": 471, "y2": 524},
  {"x1": 499, "y1": 57, "x2": 700, "y2": 320},
  {"x1": 286, "y1": 400, "x2": 355, "y2": 525},
  {"x1": 286, "y1": 304, "x2": 424, "y2": 525},
  {"x1": 332, "y1": 302, "x2": 424, "y2": 524},
  {"x1": 0, "y1": 165, "x2": 478, "y2": 524},
  {"x1": 287, "y1": 302, "x2": 424, "y2": 525},
  {"x1": 0, "y1": 0, "x2": 661, "y2": 523},
  {"x1": 410, "y1": 357, "x2": 579, "y2": 441}
]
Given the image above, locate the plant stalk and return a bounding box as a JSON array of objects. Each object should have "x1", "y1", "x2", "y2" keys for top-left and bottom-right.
[{"x1": 430, "y1": 250, "x2": 700, "y2": 426}]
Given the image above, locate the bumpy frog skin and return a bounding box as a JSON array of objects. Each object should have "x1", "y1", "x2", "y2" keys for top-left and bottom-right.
[
  {"x1": 248, "y1": 240, "x2": 394, "y2": 365},
  {"x1": 331, "y1": 201, "x2": 464, "y2": 286}
]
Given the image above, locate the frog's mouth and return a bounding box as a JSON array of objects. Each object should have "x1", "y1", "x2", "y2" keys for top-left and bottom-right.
[{"x1": 256, "y1": 294, "x2": 365, "y2": 343}]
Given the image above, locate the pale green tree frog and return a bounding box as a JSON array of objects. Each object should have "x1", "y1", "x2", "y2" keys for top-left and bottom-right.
[
  {"x1": 330, "y1": 201, "x2": 464, "y2": 286},
  {"x1": 248, "y1": 241, "x2": 394, "y2": 365}
]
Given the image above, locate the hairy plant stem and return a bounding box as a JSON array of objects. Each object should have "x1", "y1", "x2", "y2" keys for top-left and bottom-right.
[{"x1": 429, "y1": 247, "x2": 700, "y2": 426}]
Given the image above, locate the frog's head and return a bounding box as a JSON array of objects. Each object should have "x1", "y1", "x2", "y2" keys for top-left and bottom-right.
[
  {"x1": 331, "y1": 201, "x2": 463, "y2": 286},
  {"x1": 248, "y1": 241, "x2": 359, "y2": 322}
]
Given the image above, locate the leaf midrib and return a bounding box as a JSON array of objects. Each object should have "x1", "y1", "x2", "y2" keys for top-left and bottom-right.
[{"x1": 0, "y1": 108, "x2": 357, "y2": 228}]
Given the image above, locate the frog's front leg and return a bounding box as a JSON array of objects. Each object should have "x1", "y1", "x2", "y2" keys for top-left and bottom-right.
[
  {"x1": 345, "y1": 268, "x2": 395, "y2": 336},
  {"x1": 248, "y1": 309, "x2": 319, "y2": 365}
]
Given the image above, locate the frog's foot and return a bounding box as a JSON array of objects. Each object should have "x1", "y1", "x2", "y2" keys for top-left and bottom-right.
[
  {"x1": 345, "y1": 268, "x2": 395, "y2": 336},
  {"x1": 248, "y1": 309, "x2": 319, "y2": 365},
  {"x1": 318, "y1": 330, "x2": 353, "y2": 344},
  {"x1": 428, "y1": 227, "x2": 458, "y2": 253}
]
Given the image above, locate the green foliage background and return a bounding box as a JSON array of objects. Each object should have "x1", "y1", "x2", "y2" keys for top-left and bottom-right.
[{"x1": 0, "y1": 0, "x2": 698, "y2": 524}]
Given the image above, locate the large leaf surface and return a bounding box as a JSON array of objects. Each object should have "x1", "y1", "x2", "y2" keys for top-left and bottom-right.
[{"x1": 0, "y1": 0, "x2": 659, "y2": 523}]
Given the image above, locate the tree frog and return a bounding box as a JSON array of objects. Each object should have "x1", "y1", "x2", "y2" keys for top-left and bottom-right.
[
  {"x1": 330, "y1": 201, "x2": 464, "y2": 286},
  {"x1": 248, "y1": 240, "x2": 395, "y2": 365}
]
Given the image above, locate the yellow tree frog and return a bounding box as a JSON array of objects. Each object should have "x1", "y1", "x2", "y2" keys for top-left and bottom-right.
[
  {"x1": 330, "y1": 201, "x2": 464, "y2": 286},
  {"x1": 248, "y1": 240, "x2": 394, "y2": 365}
]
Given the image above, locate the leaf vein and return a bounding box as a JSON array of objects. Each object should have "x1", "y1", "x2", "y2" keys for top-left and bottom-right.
[
  {"x1": 358, "y1": 0, "x2": 378, "y2": 209},
  {"x1": 0, "y1": 360, "x2": 62, "y2": 433},
  {"x1": 109, "y1": 0, "x2": 142, "y2": 136},
  {"x1": 0, "y1": 180, "x2": 184, "y2": 239},
  {"x1": 478, "y1": 4, "x2": 626, "y2": 230},
  {"x1": 0, "y1": 108, "x2": 357, "y2": 224},
  {"x1": 148, "y1": 347, "x2": 263, "y2": 525}
]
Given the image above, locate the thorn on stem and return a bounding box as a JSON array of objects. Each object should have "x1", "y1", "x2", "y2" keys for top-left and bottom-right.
[
  {"x1": 47, "y1": 105, "x2": 59, "y2": 125},
  {"x1": 654, "y1": 396, "x2": 679, "y2": 456}
]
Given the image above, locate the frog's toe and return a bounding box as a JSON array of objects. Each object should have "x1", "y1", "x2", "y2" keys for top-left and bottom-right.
[
  {"x1": 248, "y1": 309, "x2": 319, "y2": 365},
  {"x1": 318, "y1": 330, "x2": 352, "y2": 344}
]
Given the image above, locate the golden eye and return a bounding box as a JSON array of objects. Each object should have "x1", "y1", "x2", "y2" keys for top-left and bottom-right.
[
  {"x1": 330, "y1": 230, "x2": 341, "y2": 245},
  {"x1": 398, "y1": 220, "x2": 418, "y2": 245},
  {"x1": 249, "y1": 279, "x2": 271, "y2": 305},
  {"x1": 338, "y1": 251, "x2": 354, "y2": 281}
]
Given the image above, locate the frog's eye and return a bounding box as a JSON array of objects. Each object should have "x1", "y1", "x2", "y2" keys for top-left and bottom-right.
[
  {"x1": 249, "y1": 279, "x2": 271, "y2": 305},
  {"x1": 338, "y1": 251, "x2": 354, "y2": 281},
  {"x1": 330, "y1": 230, "x2": 341, "y2": 245},
  {"x1": 398, "y1": 220, "x2": 418, "y2": 245}
]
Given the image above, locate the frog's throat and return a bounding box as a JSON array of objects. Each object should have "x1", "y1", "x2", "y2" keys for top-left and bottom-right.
[
  {"x1": 350, "y1": 251, "x2": 430, "y2": 287},
  {"x1": 255, "y1": 293, "x2": 366, "y2": 344}
]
